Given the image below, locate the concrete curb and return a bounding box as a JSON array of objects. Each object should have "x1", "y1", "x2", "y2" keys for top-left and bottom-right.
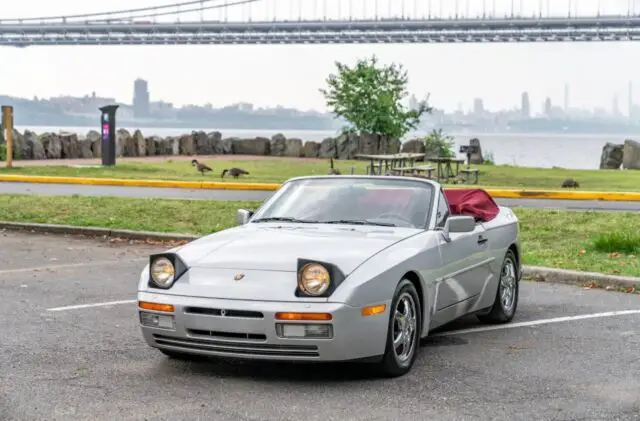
[
  {"x1": 0, "y1": 221, "x2": 198, "y2": 242},
  {"x1": 2, "y1": 221, "x2": 639, "y2": 291},
  {"x1": 522, "y1": 265, "x2": 640, "y2": 289},
  {"x1": 1, "y1": 174, "x2": 640, "y2": 201}
]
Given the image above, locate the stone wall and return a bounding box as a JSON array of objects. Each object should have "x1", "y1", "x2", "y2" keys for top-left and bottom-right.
[{"x1": 0, "y1": 129, "x2": 407, "y2": 161}]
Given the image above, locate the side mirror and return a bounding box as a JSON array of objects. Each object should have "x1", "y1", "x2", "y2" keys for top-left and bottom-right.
[
  {"x1": 441, "y1": 215, "x2": 475, "y2": 242},
  {"x1": 236, "y1": 209, "x2": 254, "y2": 225}
]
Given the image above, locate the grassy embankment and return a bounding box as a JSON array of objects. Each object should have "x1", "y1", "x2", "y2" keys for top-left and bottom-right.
[
  {"x1": 1, "y1": 158, "x2": 640, "y2": 191},
  {"x1": 0, "y1": 194, "x2": 638, "y2": 277}
]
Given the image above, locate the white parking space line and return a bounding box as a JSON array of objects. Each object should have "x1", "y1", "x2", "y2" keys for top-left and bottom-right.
[
  {"x1": 435, "y1": 310, "x2": 640, "y2": 336},
  {"x1": 46, "y1": 300, "x2": 136, "y2": 312},
  {"x1": 0, "y1": 259, "x2": 146, "y2": 276}
]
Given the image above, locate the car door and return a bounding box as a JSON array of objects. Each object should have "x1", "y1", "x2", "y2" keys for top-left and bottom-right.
[{"x1": 432, "y1": 189, "x2": 491, "y2": 312}]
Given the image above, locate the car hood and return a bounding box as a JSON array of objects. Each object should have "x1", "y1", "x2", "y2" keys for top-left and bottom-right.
[{"x1": 175, "y1": 224, "x2": 419, "y2": 275}]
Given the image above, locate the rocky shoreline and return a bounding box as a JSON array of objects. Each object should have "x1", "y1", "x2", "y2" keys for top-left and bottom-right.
[{"x1": 0, "y1": 128, "x2": 436, "y2": 161}]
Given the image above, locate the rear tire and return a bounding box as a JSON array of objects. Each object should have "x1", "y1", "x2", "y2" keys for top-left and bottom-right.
[
  {"x1": 477, "y1": 249, "x2": 519, "y2": 324},
  {"x1": 377, "y1": 279, "x2": 422, "y2": 378}
]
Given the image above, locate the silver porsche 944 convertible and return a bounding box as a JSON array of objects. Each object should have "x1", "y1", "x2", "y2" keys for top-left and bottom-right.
[{"x1": 137, "y1": 175, "x2": 522, "y2": 377}]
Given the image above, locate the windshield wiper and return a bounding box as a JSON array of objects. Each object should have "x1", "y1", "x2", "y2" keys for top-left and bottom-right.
[
  {"x1": 321, "y1": 219, "x2": 396, "y2": 227},
  {"x1": 251, "y1": 217, "x2": 318, "y2": 223}
]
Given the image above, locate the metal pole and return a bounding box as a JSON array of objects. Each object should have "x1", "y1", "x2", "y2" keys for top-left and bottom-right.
[{"x1": 1, "y1": 105, "x2": 13, "y2": 168}]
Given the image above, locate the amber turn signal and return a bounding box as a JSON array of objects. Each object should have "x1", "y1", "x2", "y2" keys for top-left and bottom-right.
[
  {"x1": 275, "y1": 312, "x2": 333, "y2": 321},
  {"x1": 138, "y1": 301, "x2": 175, "y2": 313},
  {"x1": 361, "y1": 304, "x2": 386, "y2": 317}
]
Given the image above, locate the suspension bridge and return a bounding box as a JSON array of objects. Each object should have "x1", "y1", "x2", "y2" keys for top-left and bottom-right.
[{"x1": 2, "y1": 0, "x2": 640, "y2": 46}]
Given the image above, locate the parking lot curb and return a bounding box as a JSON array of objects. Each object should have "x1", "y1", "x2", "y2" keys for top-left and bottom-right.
[
  {"x1": 2, "y1": 221, "x2": 639, "y2": 290},
  {"x1": 0, "y1": 221, "x2": 198, "y2": 242},
  {"x1": 522, "y1": 265, "x2": 639, "y2": 290},
  {"x1": 1, "y1": 174, "x2": 640, "y2": 201}
]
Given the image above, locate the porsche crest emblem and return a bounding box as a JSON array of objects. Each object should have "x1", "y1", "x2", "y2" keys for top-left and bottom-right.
[{"x1": 233, "y1": 273, "x2": 245, "y2": 281}]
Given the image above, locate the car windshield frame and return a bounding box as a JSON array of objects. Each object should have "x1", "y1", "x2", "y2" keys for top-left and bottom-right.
[{"x1": 249, "y1": 176, "x2": 437, "y2": 230}]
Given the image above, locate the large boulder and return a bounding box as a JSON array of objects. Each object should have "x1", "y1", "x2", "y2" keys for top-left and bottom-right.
[
  {"x1": 270, "y1": 133, "x2": 287, "y2": 156},
  {"x1": 600, "y1": 142, "x2": 624, "y2": 169},
  {"x1": 193, "y1": 130, "x2": 214, "y2": 155},
  {"x1": 86, "y1": 130, "x2": 101, "y2": 158},
  {"x1": 146, "y1": 136, "x2": 161, "y2": 156},
  {"x1": 468, "y1": 138, "x2": 484, "y2": 164},
  {"x1": 78, "y1": 135, "x2": 94, "y2": 159},
  {"x1": 379, "y1": 135, "x2": 401, "y2": 154},
  {"x1": 116, "y1": 129, "x2": 131, "y2": 157},
  {"x1": 232, "y1": 137, "x2": 270, "y2": 155},
  {"x1": 319, "y1": 137, "x2": 337, "y2": 158},
  {"x1": 622, "y1": 139, "x2": 640, "y2": 169},
  {"x1": 216, "y1": 136, "x2": 233, "y2": 154},
  {"x1": 401, "y1": 138, "x2": 426, "y2": 154},
  {"x1": 284, "y1": 138, "x2": 303, "y2": 157},
  {"x1": 40, "y1": 132, "x2": 62, "y2": 159},
  {"x1": 303, "y1": 141, "x2": 321, "y2": 158},
  {"x1": 59, "y1": 132, "x2": 81, "y2": 159},
  {"x1": 178, "y1": 134, "x2": 195, "y2": 155},
  {"x1": 132, "y1": 129, "x2": 146, "y2": 157},
  {"x1": 24, "y1": 130, "x2": 46, "y2": 160},
  {"x1": 12, "y1": 130, "x2": 29, "y2": 159},
  {"x1": 336, "y1": 133, "x2": 359, "y2": 159}
]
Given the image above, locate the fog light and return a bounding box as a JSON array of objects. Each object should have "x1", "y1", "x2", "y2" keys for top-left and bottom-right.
[
  {"x1": 140, "y1": 311, "x2": 175, "y2": 330},
  {"x1": 276, "y1": 323, "x2": 333, "y2": 339}
]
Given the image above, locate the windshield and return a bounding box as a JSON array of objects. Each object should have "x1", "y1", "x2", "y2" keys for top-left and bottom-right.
[{"x1": 251, "y1": 177, "x2": 434, "y2": 228}]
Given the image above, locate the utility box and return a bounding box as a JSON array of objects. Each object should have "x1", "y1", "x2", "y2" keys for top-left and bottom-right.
[{"x1": 99, "y1": 104, "x2": 119, "y2": 166}]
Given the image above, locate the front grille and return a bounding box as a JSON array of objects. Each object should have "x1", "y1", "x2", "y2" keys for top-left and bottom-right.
[
  {"x1": 184, "y1": 306, "x2": 264, "y2": 319},
  {"x1": 188, "y1": 329, "x2": 266, "y2": 341},
  {"x1": 152, "y1": 334, "x2": 320, "y2": 358}
]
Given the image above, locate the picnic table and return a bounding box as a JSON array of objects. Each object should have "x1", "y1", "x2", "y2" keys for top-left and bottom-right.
[
  {"x1": 355, "y1": 153, "x2": 427, "y2": 175},
  {"x1": 389, "y1": 164, "x2": 435, "y2": 179},
  {"x1": 426, "y1": 157, "x2": 466, "y2": 182}
]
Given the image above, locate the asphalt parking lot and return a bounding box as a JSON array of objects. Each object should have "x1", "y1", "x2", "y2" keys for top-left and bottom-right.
[{"x1": 1, "y1": 231, "x2": 640, "y2": 421}]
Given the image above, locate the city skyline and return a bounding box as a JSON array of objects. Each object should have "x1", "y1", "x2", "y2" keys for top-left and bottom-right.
[{"x1": 17, "y1": 76, "x2": 640, "y2": 118}]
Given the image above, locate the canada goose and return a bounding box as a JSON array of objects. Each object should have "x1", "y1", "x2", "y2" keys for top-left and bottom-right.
[
  {"x1": 191, "y1": 159, "x2": 212, "y2": 175},
  {"x1": 561, "y1": 178, "x2": 580, "y2": 188},
  {"x1": 221, "y1": 167, "x2": 250, "y2": 179},
  {"x1": 328, "y1": 157, "x2": 341, "y2": 175}
]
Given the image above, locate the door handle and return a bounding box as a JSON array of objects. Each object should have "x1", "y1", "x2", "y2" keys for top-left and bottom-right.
[{"x1": 477, "y1": 236, "x2": 488, "y2": 245}]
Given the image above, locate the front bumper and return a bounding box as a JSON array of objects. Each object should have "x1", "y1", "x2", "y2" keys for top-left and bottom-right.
[{"x1": 137, "y1": 291, "x2": 391, "y2": 362}]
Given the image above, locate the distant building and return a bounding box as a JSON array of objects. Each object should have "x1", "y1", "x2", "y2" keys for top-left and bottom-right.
[
  {"x1": 544, "y1": 97, "x2": 552, "y2": 117},
  {"x1": 521, "y1": 92, "x2": 530, "y2": 118},
  {"x1": 473, "y1": 98, "x2": 484, "y2": 116},
  {"x1": 133, "y1": 78, "x2": 150, "y2": 118}
]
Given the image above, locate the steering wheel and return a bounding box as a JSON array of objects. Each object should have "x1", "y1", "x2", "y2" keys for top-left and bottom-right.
[{"x1": 375, "y1": 212, "x2": 416, "y2": 227}]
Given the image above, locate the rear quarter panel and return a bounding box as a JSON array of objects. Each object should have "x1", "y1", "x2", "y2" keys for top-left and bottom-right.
[{"x1": 474, "y1": 206, "x2": 521, "y2": 310}]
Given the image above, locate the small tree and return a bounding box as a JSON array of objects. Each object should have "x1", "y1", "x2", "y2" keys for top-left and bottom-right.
[
  {"x1": 424, "y1": 128, "x2": 455, "y2": 158},
  {"x1": 320, "y1": 55, "x2": 432, "y2": 139}
]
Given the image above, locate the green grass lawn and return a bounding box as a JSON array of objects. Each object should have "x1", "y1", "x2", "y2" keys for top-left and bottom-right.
[
  {"x1": 1, "y1": 158, "x2": 640, "y2": 191},
  {"x1": 0, "y1": 194, "x2": 638, "y2": 277}
]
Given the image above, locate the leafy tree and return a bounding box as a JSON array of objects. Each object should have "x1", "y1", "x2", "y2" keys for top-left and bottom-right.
[
  {"x1": 424, "y1": 128, "x2": 455, "y2": 158},
  {"x1": 319, "y1": 55, "x2": 432, "y2": 139}
]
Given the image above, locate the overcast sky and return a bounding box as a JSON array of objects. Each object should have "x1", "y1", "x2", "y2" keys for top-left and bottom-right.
[{"x1": 1, "y1": 0, "x2": 639, "y2": 113}]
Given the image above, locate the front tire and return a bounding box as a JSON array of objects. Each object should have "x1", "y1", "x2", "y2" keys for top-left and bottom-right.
[
  {"x1": 377, "y1": 279, "x2": 422, "y2": 378},
  {"x1": 477, "y1": 249, "x2": 519, "y2": 324}
]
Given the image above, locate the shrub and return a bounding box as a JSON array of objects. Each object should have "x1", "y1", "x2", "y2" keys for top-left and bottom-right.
[{"x1": 592, "y1": 232, "x2": 640, "y2": 254}]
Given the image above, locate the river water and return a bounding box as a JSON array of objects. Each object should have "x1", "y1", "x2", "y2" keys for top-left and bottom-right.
[{"x1": 17, "y1": 125, "x2": 637, "y2": 170}]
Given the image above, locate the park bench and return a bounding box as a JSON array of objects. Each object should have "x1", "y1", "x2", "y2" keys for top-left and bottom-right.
[
  {"x1": 390, "y1": 165, "x2": 435, "y2": 179},
  {"x1": 459, "y1": 168, "x2": 479, "y2": 184}
]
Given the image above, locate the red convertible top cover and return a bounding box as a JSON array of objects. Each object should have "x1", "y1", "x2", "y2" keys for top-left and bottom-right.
[{"x1": 444, "y1": 188, "x2": 500, "y2": 223}]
